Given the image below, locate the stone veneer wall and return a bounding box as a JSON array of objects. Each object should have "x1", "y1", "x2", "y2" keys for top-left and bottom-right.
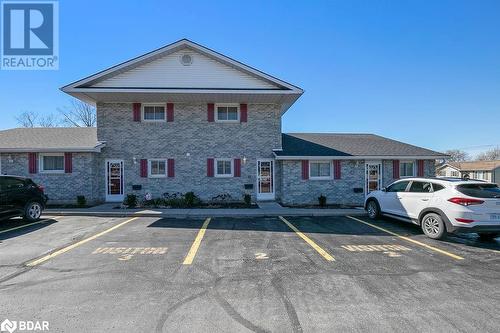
[{"x1": 0, "y1": 152, "x2": 100, "y2": 204}]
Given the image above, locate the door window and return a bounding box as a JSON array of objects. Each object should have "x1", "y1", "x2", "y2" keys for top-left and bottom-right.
[
  {"x1": 2, "y1": 177, "x2": 25, "y2": 190},
  {"x1": 408, "y1": 181, "x2": 432, "y2": 193},
  {"x1": 387, "y1": 181, "x2": 409, "y2": 192}
]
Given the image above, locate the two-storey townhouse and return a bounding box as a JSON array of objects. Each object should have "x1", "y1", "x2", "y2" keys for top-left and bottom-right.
[{"x1": 0, "y1": 39, "x2": 446, "y2": 205}]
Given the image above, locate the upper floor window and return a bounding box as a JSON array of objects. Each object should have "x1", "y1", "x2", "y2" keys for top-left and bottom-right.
[
  {"x1": 216, "y1": 104, "x2": 239, "y2": 122},
  {"x1": 450, "y1": 170, "x2": 459, "y2": 177},
  {"x1": 148, "y1": 159, "x2": 167, "y2": 177},
  {"x1": 143, "y1": 105, "x2": 165, "y2": 122},
  {"x1": 215, "y1": 158, "x2": 233, "y2": 177},
  {"x1": 399, "y1": 161, "x2": 415, "y2": 177},
  {"x1": 309, "y1": 161, "x2": 332, "y2": 179},
  {"x1": 40, "y1": 153, "x2": 64, "y2": 173}
]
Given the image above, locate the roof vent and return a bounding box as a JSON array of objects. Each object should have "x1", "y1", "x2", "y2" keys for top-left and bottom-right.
[{"x1": 180, "y1": 54, "x2": 193, "y2": 66}]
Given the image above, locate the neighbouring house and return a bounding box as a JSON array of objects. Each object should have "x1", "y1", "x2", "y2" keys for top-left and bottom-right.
[
  {"x1": 0, "y1": 39, "x2": 445, "y2": 205},
  {"x1": 436, "y1": 160, "x2": 500, "y2": 184}
]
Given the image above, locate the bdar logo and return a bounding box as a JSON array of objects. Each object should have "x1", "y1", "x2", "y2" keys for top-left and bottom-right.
[{"x1": 0, "y1": 319, "x2": 17, "y2": 333}]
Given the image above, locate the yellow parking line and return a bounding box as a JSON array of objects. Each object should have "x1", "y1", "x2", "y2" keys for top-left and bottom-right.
[
  {"x1": 279, "y1": 216, "x2": 335, "y2": 262},
  {"x1": 183, "y1": 218, "x2": 211, "y2": 265},
  {"x1": 26, "y1": 217, "x2": 139, "y2": 267},
  {"x1": 0, "y1": 216, "x2": 61, "y2": 235},
  {"x1": 346, "y1": 216, "x2": 464, "y2": 260}
]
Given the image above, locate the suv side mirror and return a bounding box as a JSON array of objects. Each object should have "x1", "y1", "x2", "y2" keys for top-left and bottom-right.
[{"x1": 381, "y1": 187, "x2": 387, "y2": 192}]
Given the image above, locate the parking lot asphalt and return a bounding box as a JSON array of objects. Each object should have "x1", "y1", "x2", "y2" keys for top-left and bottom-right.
[{"x1": 0, "y1": 214, "x2": 499, "y2": 332}]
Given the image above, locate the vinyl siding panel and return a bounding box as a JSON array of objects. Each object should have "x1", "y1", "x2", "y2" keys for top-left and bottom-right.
[{"x1": 92, "y1": 49, "x2": 278, "y2": 89}]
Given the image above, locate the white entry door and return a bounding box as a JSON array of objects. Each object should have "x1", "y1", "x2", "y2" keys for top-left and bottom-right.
[
  {"x1": 257, "y1": 159, "x2": 275, "y2": 201},
  {"x1": 365, "y1": 162, "x2": 382, "y2": 196},
  {"x1": 105, "y1": 159, "x2": 124, "y2": 202}
]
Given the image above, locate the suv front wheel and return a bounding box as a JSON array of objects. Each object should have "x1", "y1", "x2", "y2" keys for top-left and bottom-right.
[
  {"x1": 421, "y1": 213, "x2": 446, "y2": 240},
  {"x1": 366, "y1": 200, "x2": 380, "y2": 219},
  {"x1": 24, "y1": 201, "x2": 42, "y2": 222}
]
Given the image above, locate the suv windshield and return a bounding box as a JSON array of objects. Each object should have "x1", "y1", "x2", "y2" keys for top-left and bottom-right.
[{"x1": 456, "y1": 183, "x2": 500, "y2": 198}]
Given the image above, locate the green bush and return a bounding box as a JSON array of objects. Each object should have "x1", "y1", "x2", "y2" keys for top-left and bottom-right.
[
  {"x1": 243, "y1": 194, "x2": 251, "y2": 206},
  {"x1": 184, "y1": 191, "x2": 201, "y2": 207},
  {"x1": 124, "y1": 194, "x2": 138, "y2": 208},
  {"x1": 76, "y1": 195, "x2": 86, "y2": 207},
  {"x1": 318, "y1": 195, "x2": 327, "y2": 207}
]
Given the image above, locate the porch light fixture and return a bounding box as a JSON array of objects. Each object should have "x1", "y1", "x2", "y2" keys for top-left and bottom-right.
[
  {"x1": 132, "y1": 157, "x2": 137, "y2": 165},
  {"x1": 242, "y1": 156, "x2": 247, "y2": 164}
]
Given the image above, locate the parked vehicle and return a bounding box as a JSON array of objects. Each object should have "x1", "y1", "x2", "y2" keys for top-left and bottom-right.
[
  {"x1": 365, "y1": 177, "x2": 500, "y2": 240},
  {"x1": 0, "y1": 175, "x2": 48, "y2": 222}
]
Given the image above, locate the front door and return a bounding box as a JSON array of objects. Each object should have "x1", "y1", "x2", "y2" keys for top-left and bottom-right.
[
  {"x1": 257, "y1": 159, "x2": 275, "y2": 201},
  {"x1": 365, "y1": 162, "x2": 382, "y2": 196},
  {"x1": 106, "y1": 160, "x2": 124, "y2": 202}
]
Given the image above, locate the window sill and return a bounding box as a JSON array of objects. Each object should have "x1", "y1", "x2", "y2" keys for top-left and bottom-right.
[
  {"x1": 214, "y1": 174, "x2": 233, "y2": 178},
  {"x1": 39, "y1": 171, "x2": 65, "y2": 174},
  {"x1": 309, "y1": 177, "x2": 333, "y2": 181},
  {"x1": 148, "y1": 175, "x2": 167, "y2": 178},
  {"x1": 214, "y1": 120, "x2": 240, "y2": 123}
]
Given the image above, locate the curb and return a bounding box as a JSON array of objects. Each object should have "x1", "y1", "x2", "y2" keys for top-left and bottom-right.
[{"x1": 44, "y1": 210, "x2": 368, "y2": 219}]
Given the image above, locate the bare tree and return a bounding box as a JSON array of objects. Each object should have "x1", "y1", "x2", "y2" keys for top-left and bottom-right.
[
  {"x1": 38, "y1": 114, "x2": 58, "y2": 127},
  {"x1": 476, "y1": 147, "x2": 500, "y2": 161},
  {"x1": 444, "y1": 149, "x2": 469, "y2": 162},
  {"x1": 58, "y1": 99, "x2": 96, "y2": 127},
  {"x1": 15, "y1": 111, "x2": 38, "y2": 127}
]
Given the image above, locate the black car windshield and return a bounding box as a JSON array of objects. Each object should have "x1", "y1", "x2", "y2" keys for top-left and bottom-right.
[{"x1": 456, "y1": 184, "x2": 500, "y2": 198}]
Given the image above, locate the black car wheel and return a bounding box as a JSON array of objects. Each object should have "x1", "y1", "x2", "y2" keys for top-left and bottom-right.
[{"x1": 24, "y1": 201, "x2": 42, "y2": 222}]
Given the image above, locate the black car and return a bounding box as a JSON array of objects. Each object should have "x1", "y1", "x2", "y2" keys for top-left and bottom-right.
[{"x1": 0, "y1": 175, "x2": 48, "y2": 222}]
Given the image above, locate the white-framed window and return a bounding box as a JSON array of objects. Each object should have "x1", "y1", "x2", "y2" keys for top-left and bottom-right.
[
  {"x1": 450, "y1": 170, "x2": 459, "y2": 177},
  {"x1": 309, "y1": 160, "x2": 333, "y2": 180},
  {"x1": 475, "y1": 171, "x2": 484, "y2": 180},
  {"x1": 399, "y1": 160, "x2": 415, "y2": 177},
  {"x1": 142, "y1": 104, "x2": 166, "y2": 122},
  {"x1": 215, "y1": 104, "x2": 239, "y2": 122},
  {"x1": 39, "y1": 153, "x2": 64, "y2": 173},
  {"x1": 215, "y1": 158, "x2": 233, "y2": 177},
  {"x1": 148, "y1": 159, "x2": 167, "y2": 178}
]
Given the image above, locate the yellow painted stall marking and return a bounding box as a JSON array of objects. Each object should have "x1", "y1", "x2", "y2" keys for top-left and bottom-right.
[
  {"x1": 182, "y1": 218, "x2": 211, "y2": 265},
  {"x1": 279, "y1": 216, "x2": 335, "y2": 262},
  {"x1": 26, "y1": 217, "x2": 139, "y2": 267},
  {"x1": 346, "y1": 216, "x2": 464, "y2": 260}
]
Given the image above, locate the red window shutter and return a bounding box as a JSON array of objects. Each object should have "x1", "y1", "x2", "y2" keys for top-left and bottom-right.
[
  {"x1": 64, "y1": 153, "x2": 73, "y2": 173},
  {"x1": 167, "y1": 159, "x2": 175, "y2": 177},
  {"x1": 240, "y1": 104, "x2": 247, "y2": 123},
  {"x1": 334, "y1": 160, "x2": 341, "y2": 179},
  {"x1": 133, "y1": 103, "x2": 141, "y2": 121},
  {"x1": 234, "y1": 158, "x2": 241, "y2": 177},
  {"x1": 417, "y1": 160, "x2": 425, "y2": 177},
  {"x1": 301, "y1": 160, "x2": 309, "y2": 180},
  {"x1": 393, "y1": 160, "x2": 400, "y2": 179},
  {"x1": 207, "y1": 158, "x2": 214, "y2": 177},
  {"x1": 207, "y1": 103, "x2": 215, "y2": 122},
  {"x1": 140, "y1": 159, "x2": 148, "y2": 178},
  {"x1": 28, "y1": 152, "x2": 37, "y2": 174},
  {"x1": 167, "y1": 103, "x2": 174, "y2": 122}
]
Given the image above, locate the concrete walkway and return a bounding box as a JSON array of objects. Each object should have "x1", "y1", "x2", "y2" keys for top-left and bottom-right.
[{"x1": 45, "y1": 203, "x2": 366, "y2": 218}]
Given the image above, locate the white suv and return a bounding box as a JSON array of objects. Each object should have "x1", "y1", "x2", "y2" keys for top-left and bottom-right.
[{"x1": 364, "y1": 177, "x2": 500, "y2": 240}]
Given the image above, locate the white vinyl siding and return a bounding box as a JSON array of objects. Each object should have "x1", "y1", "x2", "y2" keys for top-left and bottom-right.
[
  {"x1": 40, "y1": 153, "x2": 64, "y2": 173},
  {"x1": 92, "y1": 49, "x2": 278, "y2": 89}
]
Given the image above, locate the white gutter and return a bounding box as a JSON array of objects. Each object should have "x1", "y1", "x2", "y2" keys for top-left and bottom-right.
[
  {"x1": 0, "y1": 143, "x2": 105, "y2": 153},
  {"x1": 273, "y1": 153, "x2": 445, "y2": 160}
]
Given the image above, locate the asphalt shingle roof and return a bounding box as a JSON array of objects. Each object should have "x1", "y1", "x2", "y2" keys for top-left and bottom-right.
[
  {"x1": 276, "y1": 133, "x2": 445, "y2": 158},
  {"x1": 446, "y1": 160, "x2": 500, "y2": 171},
  {"x1": 0, "y1": 127, "x2": 103, "y2": 152}
]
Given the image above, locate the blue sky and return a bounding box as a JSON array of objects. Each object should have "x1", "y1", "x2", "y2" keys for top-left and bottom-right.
[{"x1": 1, "y1": 0, "x2": 499, "y2": 156}]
